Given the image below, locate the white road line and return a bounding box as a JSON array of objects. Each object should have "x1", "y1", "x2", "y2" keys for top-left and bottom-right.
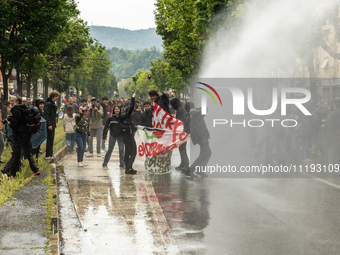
[{"x1": 313, "y1": 178, "x2": 340, "y2": 190}]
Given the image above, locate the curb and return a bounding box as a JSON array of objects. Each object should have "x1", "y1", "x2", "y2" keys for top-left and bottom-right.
[{"x1": 49, "y1": 145, "x2": 67, "y2": 255}]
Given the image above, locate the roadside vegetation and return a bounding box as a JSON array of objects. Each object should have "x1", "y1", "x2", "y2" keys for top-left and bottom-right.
[{"x1": 0, "y1": 122, "x2": 65, "y2": 206}]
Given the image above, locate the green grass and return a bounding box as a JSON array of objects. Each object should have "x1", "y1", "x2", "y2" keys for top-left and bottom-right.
[
  {"x1": 43, "y1": 164, "x2": 53, "y2": 237},
  {"x1": 0, "y1": 121, "x2": 66, "y2": 206}
]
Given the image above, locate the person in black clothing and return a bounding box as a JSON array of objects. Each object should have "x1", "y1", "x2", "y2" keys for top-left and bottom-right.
[
  {"x1": 141, "y1": 101, "x2": 153, "y2": 127},
  {"x1": 170, "y1": 98, "x2": 189, "y2": 171},
  {"x1": 102, "y1": 106, "x2": 125, "y2": 169},
  {"x1": 120, "y1": 93, "x2": 137, "y2": 174},
  {"x1": 148, "y1": 90, "x2": 170, "y2": 114},
  {"x1": 8, "y1": 95, "x2": 40, "y2": 177},
  {"x1": 184, "y1": 102, "x2": 211, "y2": 178},
  {"x1": 44, "y1": 90, "x2": 60, "y2": 159},
  {"x1": 100, "y1": 96, "x2": 109, "y2": 151},
  {"x1": 132, "y1": 105, "x2": 143, "y2": 126}
]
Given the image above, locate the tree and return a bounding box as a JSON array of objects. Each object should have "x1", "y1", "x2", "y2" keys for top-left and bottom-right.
[
  {"x1": 45, "y1": 16, "x2": 92, "y2": 95},
  {"x1": 84, "y1": 42, "x2": 112, "y2": 98},
  {"x1": 154, "y1": 0, "x2": 238, "y2": 91},
  {"x1": 19, "y1": 54, "x2": 46, "y2": 98},
  {"x1": 134, "y1": 70, "x2": 153, "y2": 97},
  {"x1": 150, "y1": 58, "x2": 168, "y2": 92},
  {"x1": 0, "y1": 0, "x2": 72, "y2": 99}
]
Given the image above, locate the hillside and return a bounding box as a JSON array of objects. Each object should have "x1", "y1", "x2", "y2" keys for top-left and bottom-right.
[
  {"x1": 108, "y1": 47, "x2": 163, "y2": 80},
  {"x1": 88, "y1": 26, "x2": 163, "y2": 50}
]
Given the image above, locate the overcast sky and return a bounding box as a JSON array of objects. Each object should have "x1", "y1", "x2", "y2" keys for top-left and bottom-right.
[{"x1": 77, "y1": 0, "x2": 157, "y2": 30}]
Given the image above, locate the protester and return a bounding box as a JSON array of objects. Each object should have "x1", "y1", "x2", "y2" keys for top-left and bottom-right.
[
  {"x1": 120, "y1": 93, "x2": 137, "y2": 174},
  {"x1": 102, "y1": 106, "x2": 125, "y2": 170},
  {"x1": 141, "y1": 101, "x2": 153, "y2": 127},
  {"x1": 44, "y1": 90, "x2": 60, "y2": 159},
  {"x1": 148, "y1": 89, "x2": 170, "y2": 113},
  {"x1": 132, "y1": 105, "x2": 143, "y2": 126},
  {"x1": 100, "y1": 96, "x2": 109, "y2": 151},
  {"x1": 7, "y1": 95, "x2": 40, "y2": 177},
  {"x1": 184, "y1": 102, "x2": 211, "y2": 178},
  {"x1": 87, "y1": 95, "x2": 92, "y2": 107},
  {"x1": 63, "y1": 105, "x2": 76, "y2": 153},
  {"x1": 170, "y1": 97, "x2": 189, "y2": 171},
  {"x1": 79, "y1": 98, "x2": 89, "y2": 151},
  {"x1": 86, "y1": 97, "x2": 103, "y2": 157},
  {"x1": 74, "y1": 105, "x2": 91, "y2": 167},
  {"x1": 117, "y1": 100, "x2": 125, "y2": 114},
  {"x1": 62, "y1": 96, "x2": 77, "y2": 113}
]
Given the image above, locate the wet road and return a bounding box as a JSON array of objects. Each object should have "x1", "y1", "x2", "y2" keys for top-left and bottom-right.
[
  {"x1": 153, "y1": 171, "x2": 340, "y2": 254},
  {"x1": 59, "y1": 143, "x2": 340, "y2": 254}
]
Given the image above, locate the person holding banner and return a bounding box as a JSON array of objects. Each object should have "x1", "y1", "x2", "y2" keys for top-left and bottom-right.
[
  {"x1": 148, "y1": 90, "x2": 170, "y2": 114},
  {"x1": 120, "y1": 93, "x2": 137, "y2": 174}
]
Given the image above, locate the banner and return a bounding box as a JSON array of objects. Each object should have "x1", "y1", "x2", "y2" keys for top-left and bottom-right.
[{"x1": 133, "y1": 102, "x2": 190, "y2": 173}]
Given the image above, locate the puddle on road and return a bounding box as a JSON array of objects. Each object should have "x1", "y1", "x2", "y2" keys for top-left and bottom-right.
[{"x1": 150, "y1": 171, "x2": 210, "y2": 254}]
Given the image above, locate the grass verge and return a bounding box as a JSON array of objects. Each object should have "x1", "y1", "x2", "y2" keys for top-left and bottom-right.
[
  {"x1": 43, "y1": 164, "x2": 55, "y2": 254},
  {"x1": 0, "y1": 121, "x2": 66, "y2": 206}
]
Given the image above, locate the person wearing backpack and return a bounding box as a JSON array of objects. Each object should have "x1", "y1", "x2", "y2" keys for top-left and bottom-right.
[
  {"x1": 7, "y1": 95, "x2": 40, "y2": 177},
  {"x1": 63, "y1": 105, "x2": 76, "y2": 153}
]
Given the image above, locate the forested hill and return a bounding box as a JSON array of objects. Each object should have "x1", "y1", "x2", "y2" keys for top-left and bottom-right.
[
  {"x1": 88, "y1": 26, "x2": 163, "y2": 50},
  {"x1": 108, "y1": 47, "x2": 163, "y2": 79}
]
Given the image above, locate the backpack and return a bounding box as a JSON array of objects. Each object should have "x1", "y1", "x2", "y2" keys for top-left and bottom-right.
[{"x1": 25, "y1": 105, "x2": 42, "y2": 134}]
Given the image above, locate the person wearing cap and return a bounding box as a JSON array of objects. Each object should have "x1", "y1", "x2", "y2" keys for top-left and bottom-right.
[{"x1": 86, "y1": 97, "x2": 104, "y2": 157}]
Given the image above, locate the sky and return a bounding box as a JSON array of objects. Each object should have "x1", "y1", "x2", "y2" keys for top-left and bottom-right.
[{"x1": 77, "y1": 0, "x2": 157, "y2": 30}]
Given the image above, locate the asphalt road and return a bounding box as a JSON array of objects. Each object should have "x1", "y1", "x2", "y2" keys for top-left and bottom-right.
[
  {"x1": 58, "y1": 142, "x2": 340, "y2": 254},
  {"x1": 153, "y1": 170, "x2": 340, "y2": 254}
]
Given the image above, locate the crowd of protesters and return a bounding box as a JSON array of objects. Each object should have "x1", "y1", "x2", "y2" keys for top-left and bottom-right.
[
  {"x1": 0, "y1": 86, "x2": 212, "y2": 179},
  {"x1": 3, "y1": 85, "x2": 340, "y2": 180}
]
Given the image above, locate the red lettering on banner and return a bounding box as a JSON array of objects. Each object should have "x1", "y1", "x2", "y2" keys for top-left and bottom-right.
[
  {"x1": 138, "y1": 143, "x2": 145, "y2": 157},
  {"x1": 138, "y1": 141, "x2": 185, "y2": 157}
]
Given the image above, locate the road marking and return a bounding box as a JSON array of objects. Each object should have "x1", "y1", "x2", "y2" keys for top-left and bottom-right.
[{"x1": 313, "y1": 178, "x2": 340, "y2": 190}]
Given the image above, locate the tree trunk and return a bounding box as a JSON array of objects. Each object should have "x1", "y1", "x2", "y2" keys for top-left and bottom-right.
[
  {"x1": 17, "y1": 70, "x2": 22, "y2": 96},
  {"x1": 33, "y1": 79, "x2": 38, "y2": 99},
  {"x1": 27, "y1": 77, "x2": 31, "y2": 100},
  {"x1": 44, "y1": 76, "x2": 49, "y2": 99},
  {"x1": 0, "y1": 67, "x2": 11, "y2": 101}
]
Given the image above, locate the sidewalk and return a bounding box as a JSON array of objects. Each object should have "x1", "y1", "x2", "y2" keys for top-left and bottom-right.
[
  {"x1": 58, "y1": 145, "x2": 179, "y2": 254},
  {"x1": 0, "y1": 164, "x2": 50, "y2": 255}
]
